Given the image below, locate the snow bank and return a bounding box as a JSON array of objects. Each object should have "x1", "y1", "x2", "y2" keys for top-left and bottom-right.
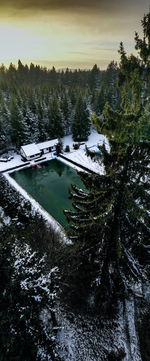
[
  {"x1": 0, "y1": 152, "x2": 26, "y2": 172},
  {"x1": 4, "y1": 173, "x2": 69, "y2": 244},
  {"x1": 62, "y1": 129, "x2": 108, "y2": 174}
]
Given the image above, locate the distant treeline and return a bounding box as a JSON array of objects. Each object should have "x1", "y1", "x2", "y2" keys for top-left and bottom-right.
[{"x1": 0, "y1": 60, "x2": 118, "y2": 91}]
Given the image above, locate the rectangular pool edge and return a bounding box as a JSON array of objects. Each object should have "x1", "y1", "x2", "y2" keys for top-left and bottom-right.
[
  {"x1": 4, "y1": 172, "x2": 68, "y2": 242},
  {"x1": 6, "y1": 158, "x2": 87, "y2": 230}
]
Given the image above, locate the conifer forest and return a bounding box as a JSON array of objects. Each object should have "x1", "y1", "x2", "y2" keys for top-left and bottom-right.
[{"x1": 0, "y1": 11, "x2": 150, "y2": 361}]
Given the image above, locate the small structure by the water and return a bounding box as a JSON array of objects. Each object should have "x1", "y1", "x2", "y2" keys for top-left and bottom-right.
[
  {"x1": 20, "y1": 139, "x2": 58, "y2": 161},
  {"x1": 37, "y1": 139, "x2": 58, "y2": 154},
  {"x1": 20, "y1": 143, "x2": 41, "y2": 161}
]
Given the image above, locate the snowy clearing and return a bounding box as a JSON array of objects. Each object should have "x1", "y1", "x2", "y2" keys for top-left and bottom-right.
[
  {"x1": 0, "y1": 130, "x2": 108, "y2": 174},
  {"x1": 62, "y1": 129, "x2": 108, "y2": 174}
]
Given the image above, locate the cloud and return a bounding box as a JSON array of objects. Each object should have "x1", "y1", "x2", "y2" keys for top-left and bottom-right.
[
  {"x1": 0, "y1": 0, "x2": 148, "y2": 14},
  {"x1": 0, "y1": 0, "x2": 104, "y2": 11},
  {"x1": 0, "y1": 0, "x2": 148, "y2": 71},
  {"x1": 0, "y1": 0, "x2": 100, "y2": 12},
  {"x1": 68, "y1": 51, "x2": 92, "y2": 56}
]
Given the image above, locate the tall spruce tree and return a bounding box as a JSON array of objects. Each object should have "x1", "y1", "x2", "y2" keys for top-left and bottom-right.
[
  {"x1": 37, "y1": 98, "x2": 47, "y2": 142},
  {"x1": 60, "y1": 91, "x2": 71, "y2": 135},
  {"x1": 95, "y1": 62, "x2": 121, "y2": 114},
  {"x1": 88, "y1": 64, "x2": 100, "y2": 91},
  {"x1": 72, "y1": 94, "x2": 90, "y2": 141},
  {"x1": 0, "y1": 97, "x2": 10, "y2": 149},
  {"x1": 64, "y1": 109, "x2": 150, "y2": 309},
  {"x1": 48, "y1": 95, "x2": 64, "y2": 139},
  {"x1": 10, "y1": 96, "x2": 28, "y2": 147},
  {"x1": 64, "y1": 12, "x2": 150, "y2": 311}
]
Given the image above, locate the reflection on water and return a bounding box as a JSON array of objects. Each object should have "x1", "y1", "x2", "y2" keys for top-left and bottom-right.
[{"x1": 11, "y1": 159, "x2": 85, "y2": 228}]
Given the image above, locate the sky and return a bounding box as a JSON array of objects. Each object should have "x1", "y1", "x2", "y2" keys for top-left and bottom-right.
[{"x1": 0, "y1": 0, "x2": 149, "y2": 70}]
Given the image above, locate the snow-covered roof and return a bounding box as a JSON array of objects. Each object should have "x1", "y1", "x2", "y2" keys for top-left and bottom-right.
[
  {"x1": 37, "y1": 139, "x2": 58, "y2": 150},
  {"x1": 21, "y1": 143, "x2": 40, "y2": 157}
]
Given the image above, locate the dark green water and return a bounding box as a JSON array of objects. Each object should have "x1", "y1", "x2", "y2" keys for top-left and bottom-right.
[{"x1": 11, "y1": 159, "x2": 85, "y2": 228}]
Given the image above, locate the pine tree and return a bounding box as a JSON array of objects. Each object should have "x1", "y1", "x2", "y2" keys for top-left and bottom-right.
[
  {"x1": 48, "y1": 95, "x2": 64, "y2": 139},
  {"x1": 60, "y1": 91, "x2": 71, "y2": 135},
  {"x1": 135, "y1": 12, "x2": 150, "y2": 66},
  {"x1": 64, "y1": 108, "x2": 150, "y2": 309},
  {"x1": 0, "y1": 97, "x2": 10, "y2": 149},
  {"x1": 0, "y1": 237, "x2": 61, "y2": 361},
  {"x1": 55, "y1": 138, "x2": 63, "y2": 155},
  {"x1": 140, "y1": 102, "x2": 150, "y2": 141},
  {"x1": 68, "y1": 87, "x2": 77, "y2": 106},
  {"x1": 17, "y1": 59, "x2": 26, "y2": 83},
  {"x1": 37, "y1": 98, "x2": 47, "y2": 142},
  {"x1": 88, "y1": 64, "x2": 100, "y2": 91},
  {"x1": 96, "y1": 61, "x2": 121, "y2": 114},
  {"x1": 22, "y1": 89, "x2": 40, "y2": 143},
  {"x1": 10, "y1": 96, "x2": 27, "y2": 147},
  {"x1": 72, "y1": 94, "x2": 90, "y2": 141},
  {"x1": 95, "y1": 86, "x2": 106, "y2": 114},
  {"x1": 49, "y1": 66, "x2": 57, "y2": 87},
  {"x1": 64, "y1": 12, "x2": 150, "y2": 311}
]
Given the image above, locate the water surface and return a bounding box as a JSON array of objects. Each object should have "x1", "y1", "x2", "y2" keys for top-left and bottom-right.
[{"x1": 11, "y1": 159, "x2": 85, "y2": 228}]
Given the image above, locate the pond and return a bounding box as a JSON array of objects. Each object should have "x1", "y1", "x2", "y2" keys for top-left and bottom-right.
[{"x1": 10, "y1": 159, "x2": 85, "y2": 228}]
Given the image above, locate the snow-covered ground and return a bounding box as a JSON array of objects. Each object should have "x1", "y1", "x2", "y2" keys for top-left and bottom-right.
[
  {"x1": 0, "y1": 152, "x2": 26, "y2": 172},
  {"x1": 62, "y1": 130, "x2": 108, "y2": 174},
  {"x1": 0, "y1": 130, "x2": 108, "y2": 174},
  {"x1": 63, "y1": 129, "x2": 109, "y2": 151}
]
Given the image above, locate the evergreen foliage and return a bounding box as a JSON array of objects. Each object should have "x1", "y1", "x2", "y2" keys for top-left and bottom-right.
[
  {"x1": 0, "y1": 96, "x2": 10, "y2": 149},
  {"x1": 64, "y1": 12, "x2": 150, "y2": 311},
  {"x1": 0, "y1": 10, "x2": 149, "y2": 359},
  {"x1": 10, "y1": 96, "x2": 26, "y2": 147},
  {"x1": 64, "y1": 116, "x2": 150, "y2": 309},
  {"x1": 48, "y1": 96, "x2": 64, "y2": 139},
  {"x1": 96, "y1": 61, "x2": 120, "y2": 113},
  {"x1": 0, "y1": 176, "x2": 66, "y2": 361},
  {"x1": 72, "y1": 94, "x2": 90, "y2": 141},
  {"x1": 55, "y1": 139, "x2": 63, "y2": 155},
  {"x1": 92, "y1": 61, "x2": 121, "y2": 114},
  {"x1": 0, "y1": 60, "x2": 121, "y2": 150},
  {"x1": 64, "y1": 145, "x2": 70, "y2": 152},
  {"x1": 0, "y1": 237, "x2": 60, "y2": 361},
  {"x1": 60, "y1": 91, "x2": 71, "y2": 135},
  {"x1": 88, "y1": 64, "x2": 100, "y2": 90}
]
